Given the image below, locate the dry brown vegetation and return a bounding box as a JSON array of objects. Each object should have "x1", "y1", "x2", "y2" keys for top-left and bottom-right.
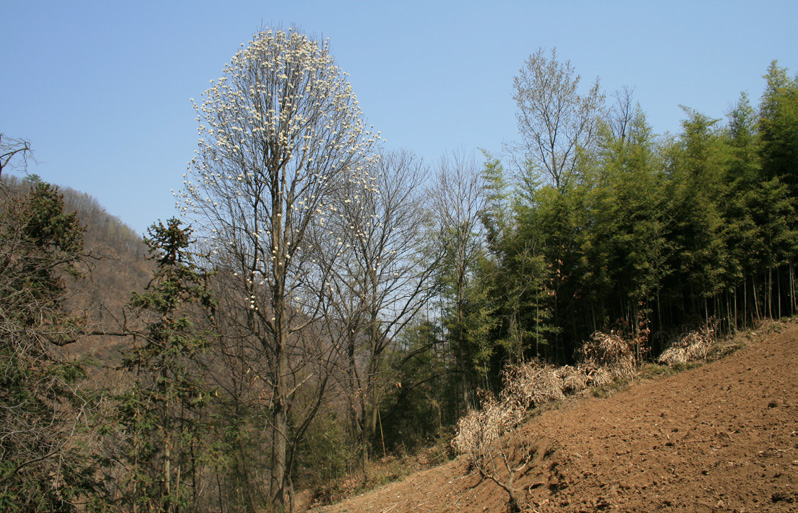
[
  {"x1": 3, "y1": 175, "x2": 152, "y2": 359},
  {"x1": 453, "y1": 328, "x2": 648, "y2": 462},
  {"x1": 658, "y1": 324, "x2": 716, "y2": 366},
  {"x1": 449, "y1": 329, "x2": 648, "y2": 510},
  {"x1": 318, "y1": 320, "x2": 796, "y2": 513}
]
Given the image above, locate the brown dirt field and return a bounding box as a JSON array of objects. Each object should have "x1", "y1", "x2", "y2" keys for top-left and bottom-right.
[{"x1": 313, "y1": 322, "x2": 797, "y2": 513}]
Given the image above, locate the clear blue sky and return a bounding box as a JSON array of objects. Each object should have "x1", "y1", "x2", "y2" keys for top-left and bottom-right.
[{"x1": 2, "y1": 1, "x2": 796, "y2": 236}]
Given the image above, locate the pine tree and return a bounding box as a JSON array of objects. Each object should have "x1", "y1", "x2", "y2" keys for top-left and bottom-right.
[
  {"x1": 115, "y1": 218, "x2": 216, "y2": 513},
  {"x1": 0, "y1": 182, "x2": 98, "y2": 512}
]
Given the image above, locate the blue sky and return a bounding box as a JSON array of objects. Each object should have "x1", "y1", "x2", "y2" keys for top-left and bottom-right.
[{"x1": 2, "y1": 1, "x2": 796, "y2": 236}]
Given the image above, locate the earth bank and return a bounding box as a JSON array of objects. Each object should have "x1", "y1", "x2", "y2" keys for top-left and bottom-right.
[{"x1": 314, "y1": 322, "x2": 797, "y2": 513}]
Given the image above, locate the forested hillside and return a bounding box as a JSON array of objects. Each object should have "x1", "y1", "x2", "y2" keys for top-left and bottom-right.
[
  {"x1": 1, "y1": 28, "x2": 796, "y2": 513},
  {"x1": 0, "y1": 174, "x2": 151, "y2": 354}
]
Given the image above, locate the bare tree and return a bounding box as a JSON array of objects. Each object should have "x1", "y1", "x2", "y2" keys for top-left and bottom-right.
[
  {"x1": 512, "y1": 48, "x2": 604, "y2": 189},
  {"x1": 431, "y1": 151, "x2": 487, "y2": 410},
  {"x1": 181, "y1": 28, "x2": 377, "y2": 510},
  {"x1": 477, "y1": 430, "x2": 538, "y2": 513},
  {"x1": 199, "y1": 268, "x2": 275, "y2": 512},
  {"x1": 0, "y1": 134, "x2": 32, "y2": 180},
  {"x1": 324, "y1": 150, "x2": 438, "y2": 475},
  {"x1": 608, "y1": 86, "x2": 637, "y2": 144}
]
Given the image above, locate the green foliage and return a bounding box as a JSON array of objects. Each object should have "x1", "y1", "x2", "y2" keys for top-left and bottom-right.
[
  {"x1": 0, "y1": 181, "x2": 98, "y2": 511},
  {"x1": 481, "y1": 155, "x2": 556, "y2": 364},
  {"x1": 113, "y1": 218, "x2": 216, "y2": 513},
  {"x1": 460, "y1": 61, "x2": 798, "y2": 379},
  {"x1": 663, "y1": 109, "x2": 729, "y2": 305},
  {"x1": 5, "y1": 58, "x2": 798, "y2": 513},
  {"x1": 296, "y1": 410, "x2": 357, "y2": 487},
  {"x1": 379, "y1": 321, "x2": 452, "y2": 452},
  {"x1": 759, "y1": 61, "x2": 798, "y2": 195}
]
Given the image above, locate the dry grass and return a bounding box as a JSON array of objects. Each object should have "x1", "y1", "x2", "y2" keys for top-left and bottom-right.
[
  {"x1": 556, "y1": 365, "x2": 588, "y2": 395},
  {"x1": 501, "y1": 362, "x2": 567, "y2": 411},
  {"x1": 454, "y1": 330, "x2": 640, "y2": 462},
  {"x1": 658, "y1": 325, "x2": 715, "y2": 366},
  {"x1": 453, "y1": 391, "x2": 523, "y2": 466},
  {"x1": 452, "y1": 363, "x2": 566, "y2": 464},
  {"x1": 576, "y1": 331, "x2": 637, "y2": 385},
  {"x1": 453, "y1": 324, "x2": 727, "y2": 468}
]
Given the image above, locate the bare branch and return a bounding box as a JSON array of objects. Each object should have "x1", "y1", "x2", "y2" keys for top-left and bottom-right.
[{"x1": 512, "y1": 48, "x2": 604, "y2": 189}]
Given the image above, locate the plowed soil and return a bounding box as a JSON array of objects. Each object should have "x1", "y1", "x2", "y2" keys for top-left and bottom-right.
[{"x1": 315, "y1": 322, "x2": 797, "y2": 513}]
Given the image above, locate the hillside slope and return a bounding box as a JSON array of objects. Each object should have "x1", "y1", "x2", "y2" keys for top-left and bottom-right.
[
  {"x1": 2, "y1": 176, "x2": 151, "y2": 359},
  {"x1": 317, "y1": 323, "x2": 797, "y2": 513}
]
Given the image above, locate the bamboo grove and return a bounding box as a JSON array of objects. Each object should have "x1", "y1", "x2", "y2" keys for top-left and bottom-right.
[
  {"x1": 482, "y1": 60, "x2": 798, "y2": 368},
  {"x1": 1, "y1": 28, "x2": 796, "y2": 513}
]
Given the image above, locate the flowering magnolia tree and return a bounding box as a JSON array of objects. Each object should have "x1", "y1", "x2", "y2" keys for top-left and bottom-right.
[{"x1": 180, "y1": 28, "x2": 378, "y2": 509}]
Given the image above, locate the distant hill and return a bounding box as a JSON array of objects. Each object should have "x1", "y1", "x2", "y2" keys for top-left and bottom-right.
[{"x1": 1, "y1": 174, "x2": 153, "y2": 360}]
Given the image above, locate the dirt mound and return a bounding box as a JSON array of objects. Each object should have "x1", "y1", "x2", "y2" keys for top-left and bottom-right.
[{"x1": 314, "y1": 322, "x2": 797, "y2": 513}]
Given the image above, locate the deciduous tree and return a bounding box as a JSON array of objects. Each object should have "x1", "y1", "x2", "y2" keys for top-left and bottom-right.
[
  {"x1": 325, "y1": 150, "x2": 437, "y2": 475},
  {"x1": 431, "y1": 151, "x2": 489, "y2": 409},
  {"x1": 512, "y1": 48, "x2": 604, "y2": 189},
  {"x1": 181, "y1": 28, "x2": 377, "y2": 510},
  {"x1": 0, "y1": 134, "x2": 32, "y2": 179}
]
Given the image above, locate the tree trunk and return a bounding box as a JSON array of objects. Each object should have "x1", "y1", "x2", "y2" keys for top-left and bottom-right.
[
  {"x1": 767, "y1": 268, "x2": 773, "y2": 319},
  {"x1": 366, "y1": 281, "x2": 382, "y2": 467},
  {"x1": 752, "y1": 275, "x2": 760, "y2": 321},
  {"x1": 164, "y1": 392, "x2": 173, "y2": 513},
  {"x1": 743, "y1": 279, "x2": 748, "y2": 326},
  {"x1": 347, "y1": 328, "x2": 368, "y2": 479},
  {"x1": 790, "y1": 262, "x2": 796, "y2": 316},
  {"x1": 457, "y1": 272, "x2": 470, "y2": 411},
  {"x1": 778, "y1": 265, "x2": 783, "y2": 317},
  {"x1": 270, "y1": 347, "x2": 289, "y2": 509},
  {"x1": 237, "y1": 436, "x2": 257, "y2": 513},
  {"x1": 268, "y1": 269, "x2": 290, "y2": 509},
  {"x1": 359, "y1": 360, "x2": 370, "y2": 479}
]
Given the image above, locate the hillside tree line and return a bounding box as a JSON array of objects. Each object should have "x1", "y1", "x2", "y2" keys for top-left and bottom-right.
[{"x1": 1, "y1": 28, "x2": 796, "y2": 512}]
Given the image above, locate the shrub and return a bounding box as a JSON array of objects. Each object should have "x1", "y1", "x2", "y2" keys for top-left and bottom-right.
[
  {"x1": 453, "y1": 361, "x2": 563, "y2": 461},
  {"x1": 658, "y1": 325, "x2": 715, "y2": 366},
  {"x1": 454, "y1": 330, "x2": 640, "y2": 461}
]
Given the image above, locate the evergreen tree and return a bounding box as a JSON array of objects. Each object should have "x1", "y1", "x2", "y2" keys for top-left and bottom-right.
[
  {"x1": 720, "y1": 93, "x2": 764, "y2": 329},
  {"x1": 0, "y1": 182, "x2": 98, "y2": 512},
  {"x1": 757, "y1": 62, "x2": 798, "y2": 318},
  {"x1": 759, "y1": 61, "x2": 798, "y2": 195},
  {"x1": 586, "y1": 108, "x2": 668, "y2": 352},
  {"x1": 480, "y1": 155, "x2": 554, "y2": 364},
  {"x1": 431, "y1": 153, "x2": 489, "y2": 409},
  {"x1": 378, "y1": 320, "x2": 451, "y2": 451},
  {"x1": 662, "y1": 109, "x2": 728, "y2": 324},
  {"x1": 115, "y1": 218, "x2": 216, "y2": 513}
]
